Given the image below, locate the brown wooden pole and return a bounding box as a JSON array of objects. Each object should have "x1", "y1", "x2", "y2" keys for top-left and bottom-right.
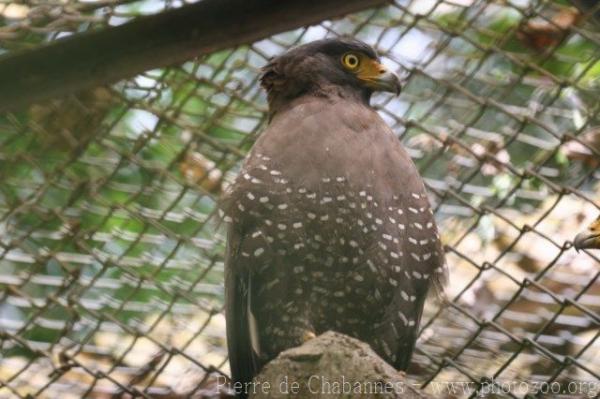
[{"x1": 0, "y1": 0, "x2": 389, "y2": 112}]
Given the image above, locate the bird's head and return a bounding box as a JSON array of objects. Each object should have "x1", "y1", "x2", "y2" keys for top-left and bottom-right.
[
  {"x1": 260, "y1": 38, "x2": 401, "y2": 113},
  {"x1": 574, "y1": 215, "x2": 600, "y2": 251}
]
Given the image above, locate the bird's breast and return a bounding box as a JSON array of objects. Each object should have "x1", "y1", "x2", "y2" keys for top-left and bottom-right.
[
  {"x1": 228, "y1": 154, "x2": 436, "y2": 295},
  {"x1": 221, "y1": 97, "x2": 444, "y2": 335}
]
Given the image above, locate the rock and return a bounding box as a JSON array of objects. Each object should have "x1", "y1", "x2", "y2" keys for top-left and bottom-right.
[{"x1": 249, "y1": 331, "x2": 428, "y2": 398}]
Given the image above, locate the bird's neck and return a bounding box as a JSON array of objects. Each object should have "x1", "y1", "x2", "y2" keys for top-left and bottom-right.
[{"x1": 267, "y1": 83, "x2": 371, "y2": 120}]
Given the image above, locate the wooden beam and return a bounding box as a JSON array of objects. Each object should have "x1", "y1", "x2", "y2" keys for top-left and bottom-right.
[{"x1": 0, "y1": 0, "x2": 389, "y2": 112}]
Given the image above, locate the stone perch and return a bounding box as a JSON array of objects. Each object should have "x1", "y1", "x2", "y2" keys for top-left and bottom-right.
[{"x1": 246, "y1": 331, "x2": 429, "y2": 398}]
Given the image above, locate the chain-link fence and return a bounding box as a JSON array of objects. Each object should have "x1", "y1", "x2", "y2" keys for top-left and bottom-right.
[{"x1": 1, "y1": 0, "x2": 599, "y2": 398}]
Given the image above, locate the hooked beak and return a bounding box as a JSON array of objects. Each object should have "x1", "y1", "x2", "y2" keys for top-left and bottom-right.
[
  {"x1": 573, "y1": 231, "x2": 600, "y2": 251},
  {"x1": 574, "y1": 217, "x2": 600, "y2": 251},
  {"x1": 357, "y1": 59, "x2": 402, "y2": 95}
]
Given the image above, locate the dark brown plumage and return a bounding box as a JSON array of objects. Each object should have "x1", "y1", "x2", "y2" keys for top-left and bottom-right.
[{"x1": 221, "y1": 38, "x2": 446, "y2": 396}]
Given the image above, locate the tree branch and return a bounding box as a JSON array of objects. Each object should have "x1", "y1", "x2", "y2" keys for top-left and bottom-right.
[{"x1": 0, "y1": 0, "x2": 389, "y2": 113}]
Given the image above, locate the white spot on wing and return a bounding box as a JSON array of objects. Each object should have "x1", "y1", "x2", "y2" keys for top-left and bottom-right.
[{"x1": 398, "y1": 311, "x2": 408, "y2": 325}]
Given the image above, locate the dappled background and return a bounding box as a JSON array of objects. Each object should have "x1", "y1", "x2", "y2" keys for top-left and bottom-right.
[{"x1": 0, "y1": 0, "x2": 599, "y2": 397}]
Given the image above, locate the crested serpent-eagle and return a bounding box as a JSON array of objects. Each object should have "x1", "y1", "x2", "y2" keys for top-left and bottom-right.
[
  {"x1": 221, "y1": 38, "x2": 447, "y2": 394},
  {"x1": 574, "y1": 214, "x2": 600, "y2": 250}
]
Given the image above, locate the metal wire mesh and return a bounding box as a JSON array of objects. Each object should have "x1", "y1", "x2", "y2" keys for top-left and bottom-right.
[{"x1": 1, "y1": 0, "x2": 600, "y2": 397}]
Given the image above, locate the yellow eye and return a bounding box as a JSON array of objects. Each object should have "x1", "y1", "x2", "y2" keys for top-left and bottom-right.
[{"x1": 342, "y1": 53, "x2": 360, "y2": 70}]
